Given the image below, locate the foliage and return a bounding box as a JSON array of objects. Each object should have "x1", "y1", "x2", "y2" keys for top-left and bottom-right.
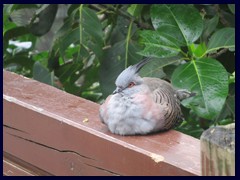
[{"x1": 3, "y1": 4, "x2": 235, "y2": 138}]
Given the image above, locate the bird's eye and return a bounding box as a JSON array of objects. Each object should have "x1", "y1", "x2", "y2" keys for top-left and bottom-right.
[{"x1": 128, "y1": 82, "x2": 135, "y2": 88}]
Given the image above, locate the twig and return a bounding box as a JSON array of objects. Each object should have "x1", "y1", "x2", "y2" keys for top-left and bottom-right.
[
  {"x1": 208, "y1": 48, "x2": 228, "y2": 58},
  {"x1": 89, "y1": 4, "x2": 152, "y2": 30}
]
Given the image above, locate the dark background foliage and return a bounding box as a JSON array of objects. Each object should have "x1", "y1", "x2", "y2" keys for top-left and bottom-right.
[{"x1": 3, "y1": 4, "x2": 235, "y2": 138}]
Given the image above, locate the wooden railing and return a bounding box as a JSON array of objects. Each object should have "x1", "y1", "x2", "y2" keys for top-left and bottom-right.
[{"x1": 3, "y1": 70, "x2": 201, "y2": 176}]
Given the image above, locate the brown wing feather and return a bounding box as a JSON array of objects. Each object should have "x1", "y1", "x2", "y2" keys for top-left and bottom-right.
[{"x1": 143, "y1": 77, "x2": 183, "y2": 130}]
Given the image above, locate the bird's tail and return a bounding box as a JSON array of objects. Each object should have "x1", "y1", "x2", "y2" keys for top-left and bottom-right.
[{"x1": 176, "y1": 89, "x2": 196, "y2": 101}]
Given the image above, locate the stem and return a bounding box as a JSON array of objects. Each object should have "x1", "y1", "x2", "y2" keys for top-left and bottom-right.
[
  {"x1": 96, "y1": 8, "x2": 108, "y2": 15},
  {"x1": 208, "y1": 48, "x2": 228, "y2": 58},
  {"x1": 125, "y1": 19, "x2": 133, "y2": 68},
  {"x1": 90, "y1": 4, "x2": 115, "y2": 15},
  {"x1": 200, "y1": 48, "x2": 228, "y2": 59},
  {"x1": 78, "y1": 4, "x2": 84, "y2": 58},
  {"x1": 180, "y1": 50, "x2": 190, "y2": 60}
]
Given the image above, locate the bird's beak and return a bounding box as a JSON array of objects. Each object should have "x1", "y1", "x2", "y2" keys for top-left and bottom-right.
[{"x1": 113, "y1": 87, "x2": 121, "y2": 94}]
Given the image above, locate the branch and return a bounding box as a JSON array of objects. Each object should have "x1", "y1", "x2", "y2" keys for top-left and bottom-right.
[
  {"x1": 89, "y1": 4, "x2": 152, "y2": 30},
  {"x1": 208, "y1": 48, "x2": 228, "y2": 58}
]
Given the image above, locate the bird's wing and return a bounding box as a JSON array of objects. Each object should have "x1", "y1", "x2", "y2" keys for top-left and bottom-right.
[{"x1": 143, "y1": 77, "x2": 183, "y2": 130}]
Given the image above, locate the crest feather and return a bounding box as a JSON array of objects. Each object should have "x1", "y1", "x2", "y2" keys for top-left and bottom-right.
[{"x1": 115, "y1": 57, "x2": 152, "y2": 86}]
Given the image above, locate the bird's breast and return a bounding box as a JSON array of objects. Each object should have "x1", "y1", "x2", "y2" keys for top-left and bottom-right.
[
  {"x1": 107, "y1": 92, "x2": 163, "y2": 121},
  {"x1": 108, "y1": 94, "x2": 142, "y2": 117}
]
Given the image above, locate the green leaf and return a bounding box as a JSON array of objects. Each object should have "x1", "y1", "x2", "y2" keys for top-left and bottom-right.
[
  {"x1": 55, "y1": 61, "x2": 83, "y2": 83},
  {"x1": 189, "y1": 43, "x2": 207, "y2": 58},
  {"x1": 228, "y1": 4, "x2": 235, "y2": 14},
  {"x1": 108, "y1": 15, "x2": 138, "y2": 45},
  {"x1": 118, "y1": 15, "x2": 138, "y2": 37},
  {"x1": 138, "y1": 30, "x2": 181, "y2": 58},
  {"x1": 10, "y1": 4, "x2": 39, "y2": 12},
  {"x1": 54, "y1": 6, "x2": 103, "y2": 60},
  {"x1": 206, "y1": 27, "x2": 235, "y2": 54},
  {"x1": 229, "y1": 71, "x2": 235, "y2": 84},
  {"x1": 56, "y1": 29, "x2": 90, "y2": 61},
  {"x1": 215, "y1": 83, "x2": 235, "y2": 123},
  {"x1": 81, "y1": 7, "x2": 104, "y2": 46},
  {"x1": 172, "y1": 58, "x2": 229, "y2": 119},
  {"x1": 163, "y1": 64, "x2": 178, "y2": 80},
  {"x1": 29, "y1": 4, "x2": 58, "y2": 36},
  {"x1": 127, "y1": 4, "x2": 143, "y2": 17},
  {"x1": 33, "y1": 61, "x2": 54, "y2": 85},
  {"x1": 202, "y1": 15, "x2": 219, "y2": 42},
  {"x1": 151, "y1": 4, "x2": 203, "y2": 45},
  {"x1": 32, "y1": 51, "x2": 50, "y2": 67},
  {"x1": 79, "y1": 64, "x2": 99, "y2": 92},
  {"x1": 139, "y1": 56, "x2": 182, "y2": 78},
  {"x1": 57, "y1": 27, "x2": 80, "y2": 57}
]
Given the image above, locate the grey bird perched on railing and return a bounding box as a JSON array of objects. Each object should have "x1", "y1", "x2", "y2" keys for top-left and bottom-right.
[{"x1": 99, "y1": 57, "x2": 195, "y2": 135}]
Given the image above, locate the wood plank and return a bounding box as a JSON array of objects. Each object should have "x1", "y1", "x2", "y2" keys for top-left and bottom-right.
[
  {"x1": 3, "y1": 70, "x2": 201, "y2": 176},
  {"x1": 200, "y1": 124, "x2": 235, "y2": 176},
  {"x1": 3, "y1": 157, "x2": 35, "y2": 176},
  {"x1": 3, "y1": 152, "x2": 51, "y2": 176}
]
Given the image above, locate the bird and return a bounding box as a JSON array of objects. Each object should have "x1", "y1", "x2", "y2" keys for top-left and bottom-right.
[{"x1": 99, "y1": 57, "x2": 194, "y2": 135}]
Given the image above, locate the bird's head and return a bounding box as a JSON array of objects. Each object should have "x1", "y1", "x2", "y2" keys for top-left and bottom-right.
[{"x1": 113, "y1": 57, "x2": 151, "y2": 96}]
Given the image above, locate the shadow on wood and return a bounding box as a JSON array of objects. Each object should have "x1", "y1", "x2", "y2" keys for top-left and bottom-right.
[{"x1": 3, "y1": 70, "x2": 200, "y2": 176}]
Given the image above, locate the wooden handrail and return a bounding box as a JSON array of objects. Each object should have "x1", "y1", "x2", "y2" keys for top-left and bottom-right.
[{"x1": 3, "y1": 70, "x2": 201, "y2": 176}]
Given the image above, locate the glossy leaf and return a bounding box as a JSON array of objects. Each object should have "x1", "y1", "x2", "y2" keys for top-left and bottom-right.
[
  {"x1": 57, "y1": 27, "x2": 80, "y2": 57},
  {"x1": 127, "y1": 4, "x2": 143, "y2": 17},
  {"x1": 189, "y1": 43, "x2": 207, "y2": 58},
  {"x1": 54, "y1": 6, "x2": 103, "y2": 59},
  {"x1": 216, "y1": 84, "x2": 235, "y2": 122},
  {"x1": 55, "y1": 62, "x2": 81, "y2": 83},
  {"x1": 172, "y1": 58, "x2": 229, "y2": 119},
  {"x1": 139, "y1": 56, "x2": 182, "y2": 78},
  {"x1": 202, "y1": 15, "x2": 219, "y2": 42},
  {"x1": 151, "y1": 4, "x2": 203, "y2": 45},
  {"x1": 29, "y1": 4, "x2": 58, "y2": 36},
  {"x1": 138, "y1": 30, "x2": 181, "y2": 58},
  {"x1": 206, "y1": 27, "x2": 235, "y2": 54}
]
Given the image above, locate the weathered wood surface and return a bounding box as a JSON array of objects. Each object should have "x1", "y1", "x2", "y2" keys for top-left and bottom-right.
[
  {"x1": 201, "y1": 124, "x2": 235, "y2": 176},
  {"x1": 3, "y1": 70, "x2": 201, "y2": 176},
  {"x1": 3, "y1": 152, "x2": 51, "y2": 176}
]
